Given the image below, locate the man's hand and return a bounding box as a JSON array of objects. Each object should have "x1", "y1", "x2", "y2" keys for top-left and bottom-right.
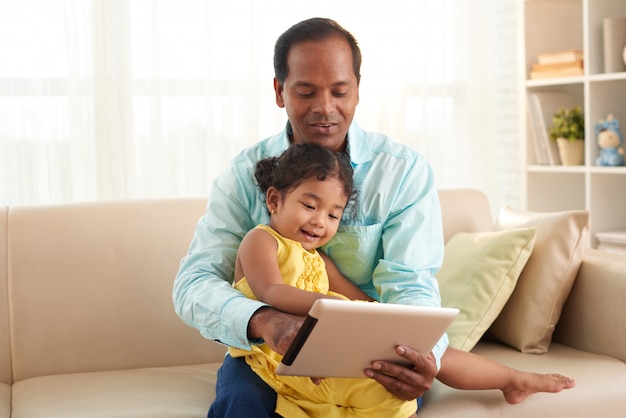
[
  {"x1": 247, "y1": 306, "x2": 304, "y2": 355},
  {"x1": 364, "y1": 345, "x2": 438, "y2": 401}
]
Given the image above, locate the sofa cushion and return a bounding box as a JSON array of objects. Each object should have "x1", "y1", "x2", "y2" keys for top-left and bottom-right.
[
  {"x1": 10, "y1": 363, "x2": 220, "y2": 418},
  {"x1": 0, "y1": 383, "x2": 9, "y2": 418},
  {"x1": 438, "y1": 228, "x2": 536, "y2": 351},
  {"x1": 554, "y1": 249, "x2": 626, "y2": 363},
  {"x1": 489, "y1": 207, "x2": 589, "y2": 353},
  {"x1": 420, "y1": 341, "x2": 626, "y2": 418}
]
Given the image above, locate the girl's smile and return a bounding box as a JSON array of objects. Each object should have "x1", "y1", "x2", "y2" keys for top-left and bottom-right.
[{"x1": 267, "y1": 177, "x2": 348, "y2": 251}]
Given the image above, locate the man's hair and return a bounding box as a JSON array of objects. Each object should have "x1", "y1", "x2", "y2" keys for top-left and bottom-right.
[{"x1": 273, "y1": 17, "x2": 362, "y2": 86}]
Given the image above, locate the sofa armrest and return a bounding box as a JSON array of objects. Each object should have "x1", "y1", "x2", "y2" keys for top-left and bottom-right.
[{"x1": 553, "y1": 249, "x2": 626, "y2": 362}]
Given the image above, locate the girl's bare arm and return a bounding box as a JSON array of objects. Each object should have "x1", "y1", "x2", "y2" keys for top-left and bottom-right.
[
  {"x1": 319, "y1": 251, "x2": 374, "y2": 302},
  {"x1": 236, "y1": 228, "x2": 340, "y2": 316}
]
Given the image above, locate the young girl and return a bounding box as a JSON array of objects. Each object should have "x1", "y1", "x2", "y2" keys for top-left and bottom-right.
[{"x1": 228, "y1": 143, "x2": 575, "y2": 418}]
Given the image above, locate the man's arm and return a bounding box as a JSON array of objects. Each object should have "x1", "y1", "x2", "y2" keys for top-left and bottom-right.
[{"x1": 172, "y1": 160, "x2": 270, "y2": 350}]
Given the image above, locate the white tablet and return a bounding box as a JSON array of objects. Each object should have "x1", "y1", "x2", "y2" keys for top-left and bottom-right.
[{"x1": 275, "y1": 298, "x2": 459, "y2": 378}]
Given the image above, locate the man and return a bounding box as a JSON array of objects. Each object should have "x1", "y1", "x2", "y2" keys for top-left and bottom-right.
[{"x1": 174, "y1": 17, "x2": 445, "y2": 416}]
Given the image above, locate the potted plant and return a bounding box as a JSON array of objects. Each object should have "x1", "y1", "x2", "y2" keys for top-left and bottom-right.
[{"x1": 549, "y1": 105, "x2": 585, "y2": 165}]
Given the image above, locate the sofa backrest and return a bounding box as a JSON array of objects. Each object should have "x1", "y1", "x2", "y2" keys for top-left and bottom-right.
[
  {"x1": 438, "y1": 188, "x2": 493, "y2": 241},
  {"x1": 5, "y1": 198, "x2": 225, "y2": 383},
  {"x1": 0, "y1": 189, "x2": 495, "y2": 384},
  {"x1": 0, "y1": 207, "x2": 11, "y2": 385}
]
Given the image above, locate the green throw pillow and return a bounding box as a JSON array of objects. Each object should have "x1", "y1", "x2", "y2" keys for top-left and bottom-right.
[{"x1": 437, "y1": 228, "x2": 537, "y2": 351}]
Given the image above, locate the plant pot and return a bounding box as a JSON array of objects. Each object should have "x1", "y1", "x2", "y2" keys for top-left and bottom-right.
[{"x1": 556, "y1": 138, "x2": 584, "y2": 166}]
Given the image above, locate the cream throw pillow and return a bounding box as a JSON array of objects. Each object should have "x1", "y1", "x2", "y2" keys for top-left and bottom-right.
[
  {"x1": 488, "y1": 206, "x2": 590, "y2": 353},
  {"x1": 437, "y1": 228, "x2": 537, "y2": 352}
]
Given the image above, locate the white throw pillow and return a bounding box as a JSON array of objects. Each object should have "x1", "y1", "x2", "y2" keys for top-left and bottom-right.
[{"x1": 488, "y1": 206, "x2": 590, "y2": 353}]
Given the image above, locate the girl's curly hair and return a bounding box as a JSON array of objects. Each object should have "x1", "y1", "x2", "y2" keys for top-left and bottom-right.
[{"x1": 255, "y1": 143, "x2": 357, "y2": 217}]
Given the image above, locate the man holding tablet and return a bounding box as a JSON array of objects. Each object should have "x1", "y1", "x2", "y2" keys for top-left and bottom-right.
[
  {"x1": 174, "y1": 17, "x2": 445, "y2": 415},
  {"x1": 173, "y1": 17, "x2": 574, "y2": 417}
]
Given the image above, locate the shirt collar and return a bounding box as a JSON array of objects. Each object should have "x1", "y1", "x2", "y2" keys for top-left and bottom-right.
[{"x1": 345, "y1": 122, "x2": 372, "y2": 166}]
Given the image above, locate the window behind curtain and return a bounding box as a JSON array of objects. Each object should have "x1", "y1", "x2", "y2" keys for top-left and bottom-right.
[{"x1": 0, "y1": 0, "x2": 520, "y2": 210}]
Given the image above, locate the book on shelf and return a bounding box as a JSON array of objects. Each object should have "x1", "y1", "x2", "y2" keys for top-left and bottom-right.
[
  {"x1": 530, "y1": 66, "x2": 584, "y2": 80},
  {"x1": 531, "y1": 60, "x2": 584, "y2": 72},
  {"x1": 526, "y1": 98, "x2": 549, "y2": 165},
  {"x1": 530, "y1": 50, "x2": 584, "y2": 80},
  {"x1": 536, "y1": 49, "x2": 583, "y2": 65},
  {"x1": 526, "y1": 91, "x2": 581, "y2": 166},
  {"x1": 596, "y1": 230, "x2": 626, "y2": 256}
]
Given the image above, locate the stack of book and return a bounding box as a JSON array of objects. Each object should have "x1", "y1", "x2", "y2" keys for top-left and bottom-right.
[{"x1": 530, "y1": 50, "x2": 584, "y2": 80}]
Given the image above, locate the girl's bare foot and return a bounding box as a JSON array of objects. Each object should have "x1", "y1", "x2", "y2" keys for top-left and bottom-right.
[{"x1": 502, "y1": 373, "x2": 576, "y2": 404}]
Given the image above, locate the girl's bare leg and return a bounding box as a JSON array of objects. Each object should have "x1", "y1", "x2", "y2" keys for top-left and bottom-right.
[{"x1": 436, "y1": 347, "x2": 575, "y2": 404}]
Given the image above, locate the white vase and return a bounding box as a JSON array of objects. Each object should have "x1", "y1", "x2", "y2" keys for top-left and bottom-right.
[{"x1": 556, "y1": 138, "x2": 584, "y2": 166}]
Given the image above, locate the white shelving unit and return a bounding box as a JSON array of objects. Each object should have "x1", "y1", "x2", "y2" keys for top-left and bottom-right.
[{"x1": 518, "y1": 0, "x2": 626, "y2": 249}]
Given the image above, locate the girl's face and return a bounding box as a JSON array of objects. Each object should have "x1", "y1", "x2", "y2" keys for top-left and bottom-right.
[{"x1": 267, "y1": 177, "x2": 348, "y2": 251}]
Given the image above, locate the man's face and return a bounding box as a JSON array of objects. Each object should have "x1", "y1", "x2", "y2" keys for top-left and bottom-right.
[{"x1": 274, "y1": 36, "x2": 360, "y2": 152}]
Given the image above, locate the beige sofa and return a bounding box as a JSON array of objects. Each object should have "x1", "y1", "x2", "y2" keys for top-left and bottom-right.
[{"x1": 1, "y1": 189, "x2": 626, "y2": 417}]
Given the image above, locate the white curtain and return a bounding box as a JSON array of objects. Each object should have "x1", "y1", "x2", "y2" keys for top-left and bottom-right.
[{"x1": 0, "y1": 0, "x2": 520, "y2": 211}]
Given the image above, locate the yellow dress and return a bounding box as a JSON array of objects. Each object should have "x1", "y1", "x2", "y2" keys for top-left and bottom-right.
[{"x1": 229, "y1": 225, "x2": 416, "y2": 418}]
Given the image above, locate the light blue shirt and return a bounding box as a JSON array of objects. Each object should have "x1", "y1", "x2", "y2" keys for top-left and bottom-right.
[{"x1": 173, "y1": 121, "x2": 448, "y2": 368}]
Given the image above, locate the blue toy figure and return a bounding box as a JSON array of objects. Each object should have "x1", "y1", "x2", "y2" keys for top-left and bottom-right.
[{"x1": 595, "y1": 114, "x2": 625, "y2": 166}]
